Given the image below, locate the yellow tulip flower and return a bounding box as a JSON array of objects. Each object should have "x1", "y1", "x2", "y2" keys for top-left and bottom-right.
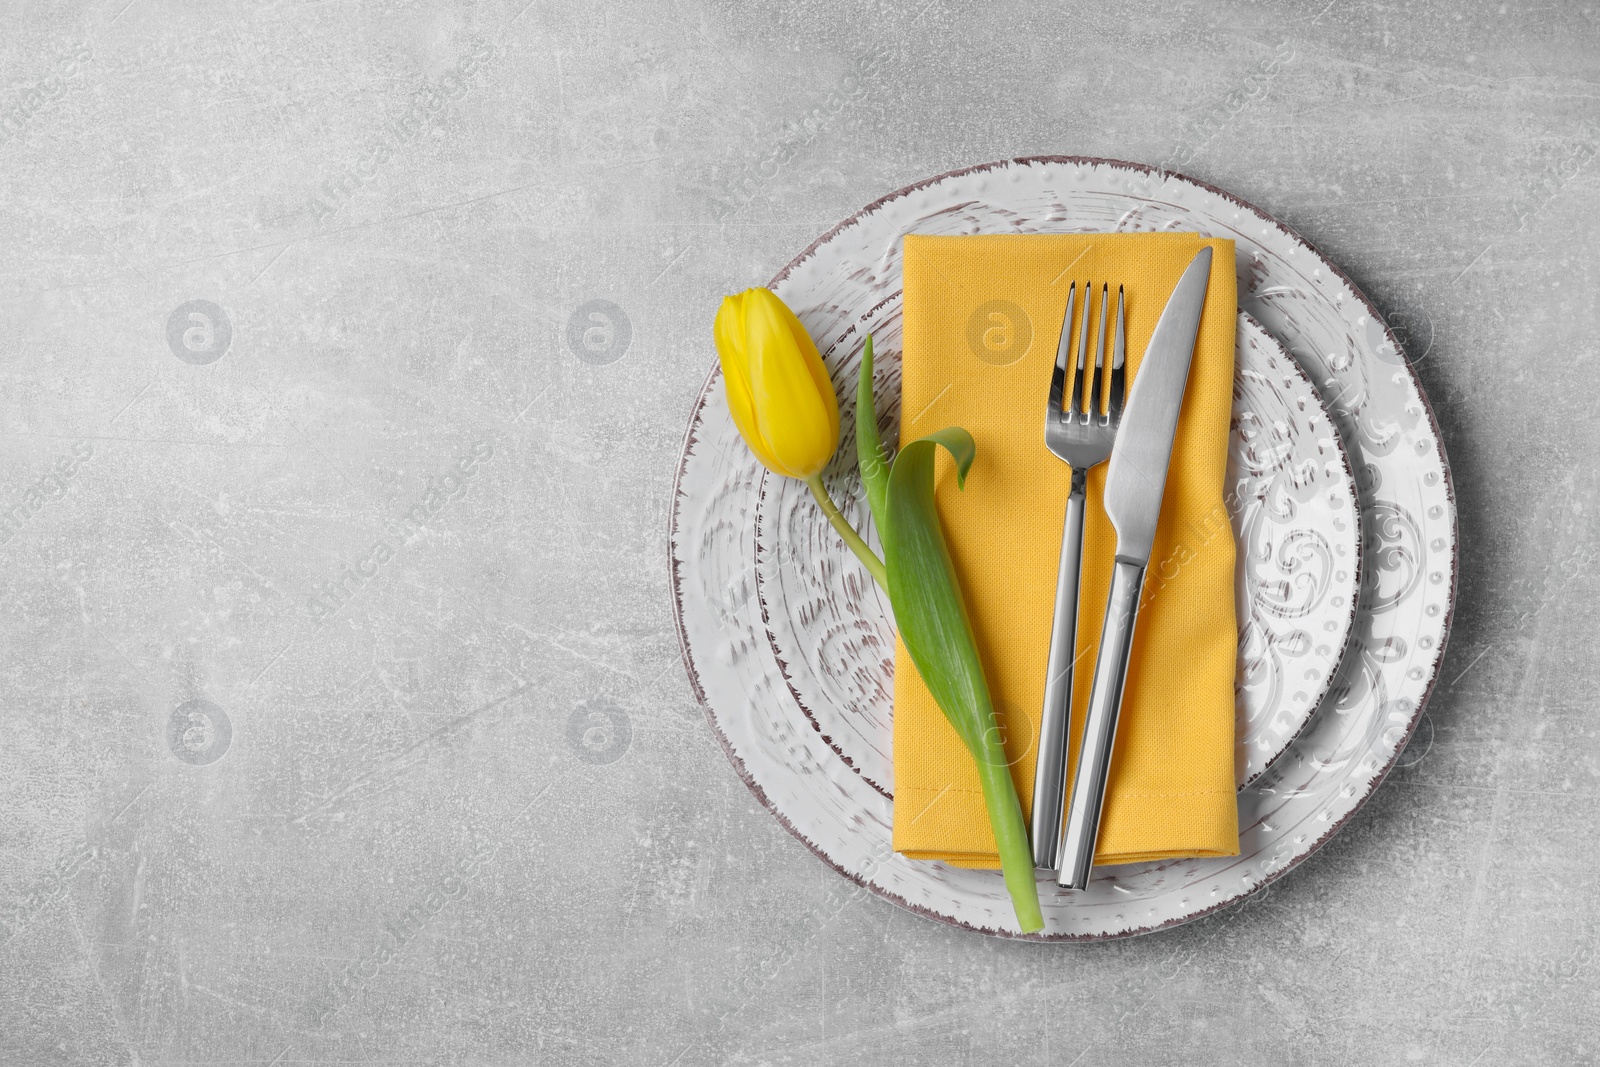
[
  {"x1": 714, "y1": 287, "x2": 840, "y2": 480},
  {"x1": 715, "y1": 287, "x2": 884, "y2": 588}
]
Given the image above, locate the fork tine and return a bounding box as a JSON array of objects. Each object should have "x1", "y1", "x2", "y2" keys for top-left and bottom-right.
[
  {"x1": 1090, "y1": 284, "x2": 1109, "y2": 418},
  {"x1": 1075, "y1": 279, "x2": 1092, "y2": 415},
  {"x1": 1051, "y1": 282, "x2": 1075, "y2": 416},
  {"x1": 1108, "y1": 285, "x2": 1126, "y2": 416}
]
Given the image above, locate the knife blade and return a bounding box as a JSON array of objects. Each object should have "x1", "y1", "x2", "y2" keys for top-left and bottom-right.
[
  {"x1": 1056, "y1": 244, "x2": 1215, "y2": 891},
  {"x1": 1102, "y1": 244, "x2": 1214, "y2": 565}
]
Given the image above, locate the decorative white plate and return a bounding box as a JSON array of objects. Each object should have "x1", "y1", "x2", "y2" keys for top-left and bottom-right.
[{"x1": 670, "y1": 157, "x2": 1457, "y2": 939}]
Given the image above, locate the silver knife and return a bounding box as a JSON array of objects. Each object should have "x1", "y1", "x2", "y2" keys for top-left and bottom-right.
[{"x1": 1056, "y1": 245, "x2": 1214, "y2": 891}]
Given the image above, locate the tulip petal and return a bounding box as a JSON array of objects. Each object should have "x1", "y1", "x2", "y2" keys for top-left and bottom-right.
[
  {"x1": 744, "y1": 290, "x2": 839, "y2": 479},
  {"x1": 715, "y1": 292, "x2": 787, "y2": 475},
  {"x1": 767, "y1": 289, "x2": 841, "y2": 444}
]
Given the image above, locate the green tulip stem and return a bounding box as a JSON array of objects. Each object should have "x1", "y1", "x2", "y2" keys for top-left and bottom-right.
[
  {"x1": 805, "y1": 474, "x2": 889, "y2": 591},
  {"x1": 974, "y1": 738, "x2": 1046, "y2": 933}
]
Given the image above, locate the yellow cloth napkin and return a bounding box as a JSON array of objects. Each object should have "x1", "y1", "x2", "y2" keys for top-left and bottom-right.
[{"x1": 892, "y1": 232, "x2": 1240, "y2": 867}]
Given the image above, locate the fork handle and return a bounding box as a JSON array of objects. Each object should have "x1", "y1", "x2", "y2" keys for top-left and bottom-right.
[
  {"x1": 1029, "y1": 468, "x2": 1087, "y2": 870},
  {"x1": 1057, "y1": 557, "x2": 1146, "y2": 890}
]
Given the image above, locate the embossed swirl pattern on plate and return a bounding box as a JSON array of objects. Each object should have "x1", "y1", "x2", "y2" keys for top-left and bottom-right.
[
  {"x1": 670, "y1": 157, "x2": 1456, "y2": 939},
  {"x1": 1228, "y1": 316, "x2": 1362, "y2": 786}
]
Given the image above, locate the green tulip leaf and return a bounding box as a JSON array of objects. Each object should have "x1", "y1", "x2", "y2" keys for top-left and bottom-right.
[{"x1": 882, "y1": 426, "x2": 1044, "y2": 934}]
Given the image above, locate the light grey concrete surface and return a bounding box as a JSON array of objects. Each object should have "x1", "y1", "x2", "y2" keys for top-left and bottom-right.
[{"x1": 0, "y1": 0, "x2": 1591, "y2": 1063}]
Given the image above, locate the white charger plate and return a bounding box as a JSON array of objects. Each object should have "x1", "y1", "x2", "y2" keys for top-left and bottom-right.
[{"x1": 670, "y1": 157, "x2": 1457, "y2": 939}]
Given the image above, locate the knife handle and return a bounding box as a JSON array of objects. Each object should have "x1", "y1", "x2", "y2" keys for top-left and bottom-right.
[
  {"x1": 1029, "y1": 471, "x2": 1087, "y2": 870},
  {"x1": 1057, "y1": 558, "x2": 1146, "y2": 891}
]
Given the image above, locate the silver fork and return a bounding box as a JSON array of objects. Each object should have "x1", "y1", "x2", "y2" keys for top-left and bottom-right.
[{"x1": 1030, "y1": 281, "x2": 1126, "y2": 871}]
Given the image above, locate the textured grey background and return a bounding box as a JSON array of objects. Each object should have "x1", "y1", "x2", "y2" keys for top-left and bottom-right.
[{"x1": 0, "y1": 0, "x2": 1590, "y2": 1063}]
